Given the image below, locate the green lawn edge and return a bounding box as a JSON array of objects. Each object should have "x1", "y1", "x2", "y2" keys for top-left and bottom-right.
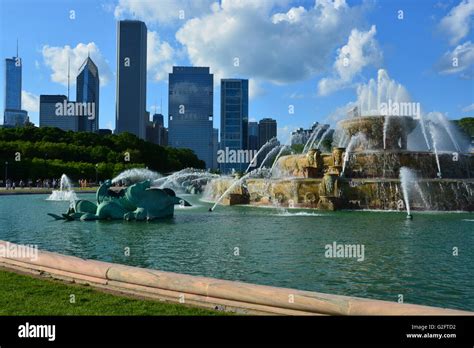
[{"x1": 0, "y1": 268, "x2": 231, "y2": 316}]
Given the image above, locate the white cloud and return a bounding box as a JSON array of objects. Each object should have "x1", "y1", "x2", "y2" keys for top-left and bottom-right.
[
  {"x1": 147, "y1": 31, "x2": 175, "y2": 81},
  {"x1": 436, "y1": 41, "x2": 474, "y2": 77},
  {"x1": 271, "y1": 6, "x2": 306, "y2": 23},
  {"x1": 114, "y1": 0, "x2": 215, "y2": 25},
  {"x1": 21, "y1": 90, "x2": 39, "y2": 113},
  {"x1": 317, "y1": 25, "x2": 382, "y2": 96},
  {"x1": 439, "y1": 0, "x2": 474, "y2": 45},
  {"x1": 462, "y1": 103, "x2": 474, "y2": 112},
  {"x1": 42, "y1": 42, "x2": 113, "y2": 87},
  {"x1": 176, "y1": 0, "x2": 368, "y2": 91}
]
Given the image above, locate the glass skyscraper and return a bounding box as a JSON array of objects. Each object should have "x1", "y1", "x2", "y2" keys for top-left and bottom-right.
[
  {"x1": 220, "y1": 79, "x2": 249, "y2": 173},
  {"x1": 115, "y1": 20, "x2": 147, "y2": 139},
  {"x1": 76, "y1": 56, "x2": 99, "y2": 132},
  {"x1": 5, "y1": 57, "x2": 21, "y2": 110},
  {"x1": 4, "y1": 55, "x2": 28, "y2": 126},
  {"x1": 168, "y1": 67, "x2": 214, "y2": 169},
  {"x1": 248, "y1": 121, "x2": 259, "y2": 151}
]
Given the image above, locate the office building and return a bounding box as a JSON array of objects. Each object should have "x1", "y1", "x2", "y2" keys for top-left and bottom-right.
[
  {"x1": 76, "y1": 56, "x2": 99, "y2": 132},
  {"x1": 115, "y1": 20, "x2": 147, "y2": 139},
  {"x1": 4, "y1": 109, "x2": 28, "y2": 126},
  {"x1": 291, "y1": 123, "x2": 330, "y2": 146},
  {"x1": 248, "y1": 121, "x2": 259, "y2": 151},
  {"x1": 220, "y1": 79, "x2": 249, "y2": 173},
  {"x1": 258, "y1": 118, "x2": 277, "y2": 147},
  {"x1": 39, "y1": 95, "x2": 79, "y2": 131},
  {"x1": 213, "y1": 128, "x2": 219, "y2": 170},
  {"x1": 168, "y1": 66, "x2": 214, "y2": 169},
  {"x1": 3, "y1": 54, "x2": 28, "y2": 127},
  {"x1": 146, "y1": 113, "x2": 168, "y2": 146}
]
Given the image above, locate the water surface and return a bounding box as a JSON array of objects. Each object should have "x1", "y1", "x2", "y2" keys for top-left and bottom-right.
[{"x1": 0, "y1": 193, "x2": 472, "y2": 311}]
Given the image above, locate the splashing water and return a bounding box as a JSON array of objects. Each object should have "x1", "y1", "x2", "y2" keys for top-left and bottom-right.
[
  {"x1": 399, "y1": 167, "x2": 413, "y2": 218},
  {"x1": 153, "y1": 168, "x2": 218, "y2": 193},
  {"x1": 244, "y1": 137, "x2": 278, "y2": 174},
  {"x1": 429, "y1": 112, "x2": 462, "y2": 152},
  {"x1": 398, "y1": 167, "x2": 428, "y2": 217},
  {"x1": 111, "y1": 168, "x2": 162, "y2": 184},
  {"x1": 259, "y1": 145, "x2": 282, "y2": 170},
  {"x1": 315, "y1": 128, "x2": 332, "y2": 149},
  {"x1": 47, "y1": 174, "x2": 77, "y2": 201},
  {"x1": 357, "y1": 69, "x2": 411, "y2": 116},
  {"x1": 303, "y1": 125, "x2": 323, "y2": 153},
  {"x1": 210, "y1": 168, "x2": 264, "y2": 211},
  {"x1": 428, "y1": 123, "x2": 442, "y2": 178},
  {"x1": 341, "y1": 133, "x2": 366, "y2": 176}
]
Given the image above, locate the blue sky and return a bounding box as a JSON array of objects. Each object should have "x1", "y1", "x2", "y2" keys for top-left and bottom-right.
[{"x1": 0, "y1": 0, "x2": 473, "y2": 142}]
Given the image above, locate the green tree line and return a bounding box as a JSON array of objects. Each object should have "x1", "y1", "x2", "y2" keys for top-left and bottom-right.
[{"x1": 0, "y1": 126, "x2": 205, "y2": 181}]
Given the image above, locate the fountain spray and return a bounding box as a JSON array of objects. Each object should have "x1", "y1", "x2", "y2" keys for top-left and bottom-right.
[
  {"x1": 302, "y1": 125, "x2": 323, "y2": 153},
  {"x1": 244, "y1": 137, "x2": 277, "y2": 174},
  {"x1": 399, "y1": 167, "x2": 413, "y2": 219},
  {"x1": 259, "y1": 145, "x2": 283, "y2": 170},
  {"x1": 428, "y1": 123, "x2": 442, "y2": 178},
  {"x1": 209, "y1": 168, "x2": 262, "y2": 212}
]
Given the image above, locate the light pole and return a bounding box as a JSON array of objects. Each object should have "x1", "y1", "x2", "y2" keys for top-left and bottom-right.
[
  {"x1": 95, "y1": 164, "x2": 99, "y2": 185},
  {"x1": 4, "y1": 161, "x2": 8, "y2": 188}
]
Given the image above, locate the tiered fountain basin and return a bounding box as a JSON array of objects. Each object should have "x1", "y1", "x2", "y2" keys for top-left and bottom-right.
[
  {"x1": 206, "y1": 115, "x2": 474, "y2": 211},
  {"x1": 339, "y1": 115, "x2": 417, "y2": 150},
  {"x1": 206, "y1": 177, "x2": 474, "y2": 211}
]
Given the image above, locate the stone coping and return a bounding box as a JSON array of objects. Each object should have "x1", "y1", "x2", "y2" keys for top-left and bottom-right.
[{"x1": 0, "y1": 240, "x2": 472, "y2": 316}]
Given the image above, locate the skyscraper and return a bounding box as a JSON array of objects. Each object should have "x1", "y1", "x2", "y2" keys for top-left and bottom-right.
[
  {"x1": 76, "y1": 56, "x2": 99, "y2": 132},
  {"x1": 5, "y1": 57, "x2": 21, "y2": 110},
  {"x1": 115, "y1": 20, "x2": 147, "y2": 139},
  {"x1": 4, "y1": 52, "x2": 28, "y2": 127},
  {"x1": 248, "y1": 121, "x2": 259, "y2": 151},
  {"x1": 220, "y1": 79, "x2": 249, "y2": 173},
  {"x1": 168, "y1": 66, "x2": 214, "y2": 169},
  {"x1": 213, "y1": 128, "x2": 219, "y2": 170},
  {"x1": 39, "y1": 95, "x2": 78, "y2": 131},
  {"x1": 258, "y1": 118, "x2": 277, "y2": 148}
]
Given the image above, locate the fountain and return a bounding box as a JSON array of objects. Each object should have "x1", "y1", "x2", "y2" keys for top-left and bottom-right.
[
  {"x1": 205, "y1": 70, "x2": 474, "y2": 212},
  {"x1": 48, "y1": 179, "x2": 190, "y2": 221},
  {"x1": 153, "y1": 168, "x2": 218, "y2": 194},
  {"x1": 47, "y1": 174, "x2": 77, "y2": 202},
  {"x1": 111, "y1": 168, "x2": 162, "y2": 185}
]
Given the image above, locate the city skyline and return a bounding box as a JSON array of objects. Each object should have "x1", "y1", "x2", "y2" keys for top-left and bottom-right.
[{"x1": 1, "y1": 0, "x2": 473, "y2": 144}]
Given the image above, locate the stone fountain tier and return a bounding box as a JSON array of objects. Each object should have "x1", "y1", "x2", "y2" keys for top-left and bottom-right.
[
  {"x1": 338, "y1": 115, "x2": 418, "y2": 150},
  {"x1": 342, "y1": 151, "x2": 474, "y2": 179},
  {"x1": 273, "y1": 151, "x2": 474, "y2": 179},
  {"x1": 204, "y1": 177, "x2": 474, "y2": 211}
]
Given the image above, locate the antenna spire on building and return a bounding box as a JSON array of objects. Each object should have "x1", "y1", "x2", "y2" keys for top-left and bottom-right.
[
  {"x1": 16, "y1": 38, "x2": 19, "y2": 57},
  {"x1": 67, "y1": 55, "x2": 70, "y2": 100}
]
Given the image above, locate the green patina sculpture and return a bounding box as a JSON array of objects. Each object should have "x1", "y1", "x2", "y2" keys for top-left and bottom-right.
[{"x1": 48, "y1": 179, "x2": 190, "y2": 221}]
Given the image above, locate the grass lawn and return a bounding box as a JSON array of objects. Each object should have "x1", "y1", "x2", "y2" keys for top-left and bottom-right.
[{"x1": 0, "y1": 268, "x2": 228, "y2": 315}]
